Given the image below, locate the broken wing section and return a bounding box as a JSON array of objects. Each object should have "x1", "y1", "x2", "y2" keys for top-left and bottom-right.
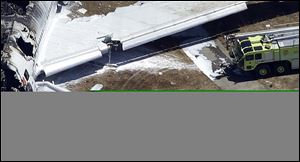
[
  {"x1": 35, "y1": 1, "x2": 248, "y2": 78},
  {"x1": 119, "y1": 1, "x2": 248, "y2": 50}
]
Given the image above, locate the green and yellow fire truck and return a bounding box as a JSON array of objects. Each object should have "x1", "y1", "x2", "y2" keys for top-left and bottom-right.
[{"x1": 225, "y1": 26, "x2": 299, "y2": 77}]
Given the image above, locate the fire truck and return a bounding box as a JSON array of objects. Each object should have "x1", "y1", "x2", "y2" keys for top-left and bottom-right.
[{"x1": 225, "y1": 26, "x2": 299, "y2": 77}]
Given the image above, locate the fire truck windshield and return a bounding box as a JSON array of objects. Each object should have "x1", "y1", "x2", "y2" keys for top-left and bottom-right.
[{"x1": 233, "y1": 41, "x2": 244, "y2": 60}]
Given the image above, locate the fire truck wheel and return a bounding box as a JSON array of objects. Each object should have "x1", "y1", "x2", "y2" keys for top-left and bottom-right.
[
  {"x1": 274, "y1": 63, "x2": 290, "y2": 75},
  {"x1": 256, "y1": 64, "x2": 271, "y2": 78}
]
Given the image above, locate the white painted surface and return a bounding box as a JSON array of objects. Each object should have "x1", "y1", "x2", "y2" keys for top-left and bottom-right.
[
  {"x1": 42, "y1": 47, "x2": 104, "y2": 76},
  {"x1": 35, "y1": 1, "x2": 247, "y2": 77},
  {"x1": 120, "y1": 1, "x2": 247, "y2": 50}
]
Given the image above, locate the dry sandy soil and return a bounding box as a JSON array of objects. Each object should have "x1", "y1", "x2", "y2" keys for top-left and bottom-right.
[
  {"x1": 67, "y1": 1, "x2": 299, "y2": 91},
  {"x1": 68, "y1": 67, "x2": 220, "y2": 91},
  {"x1": 66, "y1": 48, "x2": 220, "y2": 91},
  {"x1": 81, "y1": 1, "x2": 137, "y2": 16}
]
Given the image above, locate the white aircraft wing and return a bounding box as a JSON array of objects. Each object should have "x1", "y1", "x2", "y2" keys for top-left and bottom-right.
[{"x1": 34, "y1": 1, "x2": 248, "y2": 77}]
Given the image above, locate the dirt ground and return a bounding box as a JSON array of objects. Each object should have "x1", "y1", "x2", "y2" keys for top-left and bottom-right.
[
  {"x1": 66, "y1": 49, "x2": 220, "y2": 91},
  {"x1": 68, "y1": 68, "x2": 220, "y2": 91},
  {"x1": 81, "y1": 1, "x2": 137, "y2": 16},
  {"x1": 67, "y1": 1, "x2": 299, "y2": 91},
  {"x1": 258, "y1": 75, "x2": 299, "y2": 90}
]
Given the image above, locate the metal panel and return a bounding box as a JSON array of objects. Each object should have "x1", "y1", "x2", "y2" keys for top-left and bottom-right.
[{"x1": 263, "y1": 52, "x2": 274, "y2": 62}]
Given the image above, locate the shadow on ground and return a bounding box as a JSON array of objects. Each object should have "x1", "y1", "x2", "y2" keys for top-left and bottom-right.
[{"x1": 225, "y1": 69, "x2": 299, "y2": 83}]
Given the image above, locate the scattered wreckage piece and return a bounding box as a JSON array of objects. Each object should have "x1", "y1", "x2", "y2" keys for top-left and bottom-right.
[{"x1": 1, "y1": 1, "x2": 70, "y2": 91}]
